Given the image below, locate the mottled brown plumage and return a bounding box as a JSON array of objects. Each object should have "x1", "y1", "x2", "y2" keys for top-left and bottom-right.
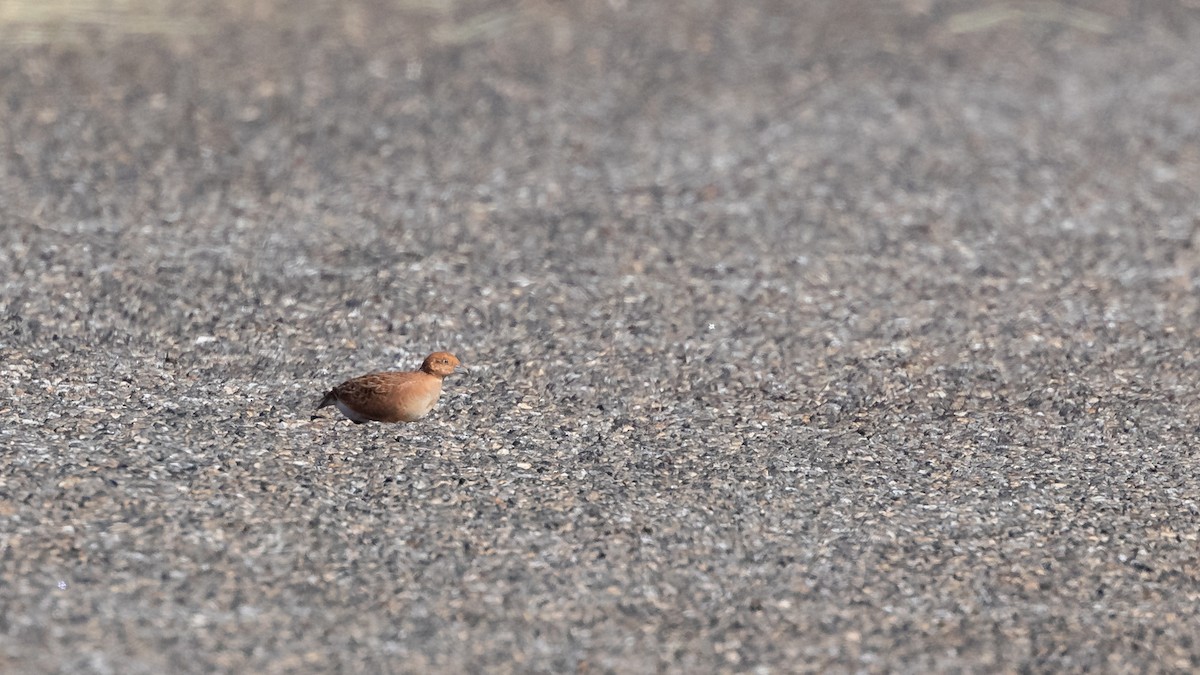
[{"x1": 314, "y1": 351, "x2": 464, "y2": 424}]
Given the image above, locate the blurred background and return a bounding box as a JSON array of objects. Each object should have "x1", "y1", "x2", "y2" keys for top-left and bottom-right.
[{"x1": 3, "y1": 0, "x2": 1200, "y2": 672}]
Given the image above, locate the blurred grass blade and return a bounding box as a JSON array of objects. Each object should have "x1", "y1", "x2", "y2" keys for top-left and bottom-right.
[{"x1": 948, "y1": 2, "x2": 1114, "y2": 34}]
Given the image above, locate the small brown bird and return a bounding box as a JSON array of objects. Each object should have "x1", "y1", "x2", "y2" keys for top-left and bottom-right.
[{"x1": 314, "y1": 351, "x2": 465, "y2": 424}]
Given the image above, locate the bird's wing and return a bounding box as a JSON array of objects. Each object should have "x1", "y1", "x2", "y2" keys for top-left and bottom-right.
[{"x1": 333, "y1": 371, "x2": 424, "y2": 422}]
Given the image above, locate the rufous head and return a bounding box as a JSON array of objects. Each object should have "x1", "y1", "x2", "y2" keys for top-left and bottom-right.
[{"x1": 421, "y1": 351, "x2": 463, "y2": 377}]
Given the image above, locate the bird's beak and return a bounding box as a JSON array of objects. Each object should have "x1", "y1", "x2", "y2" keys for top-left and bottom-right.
[{"x1": 457, "y1": 364, "x2": 470, "y2": 375}]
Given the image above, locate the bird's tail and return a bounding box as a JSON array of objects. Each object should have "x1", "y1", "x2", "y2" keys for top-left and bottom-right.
[{"x1": 311, "y1": 391, "x2": 336, "y2": 419}]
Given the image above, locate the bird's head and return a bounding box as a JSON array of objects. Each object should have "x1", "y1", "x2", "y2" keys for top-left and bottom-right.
[{"x1": 421, "y1": 351, "x2": 465, "y2": 377}]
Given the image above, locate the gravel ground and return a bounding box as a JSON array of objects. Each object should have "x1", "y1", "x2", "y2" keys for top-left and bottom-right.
[{"x1": 3, "y1": 0, "x2": 1200, "y2": 672}]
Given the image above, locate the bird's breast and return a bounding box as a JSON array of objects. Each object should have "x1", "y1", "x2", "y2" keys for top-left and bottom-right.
[{"x1": 394, "y1": 380, "x2": 442, "y2": 422}]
